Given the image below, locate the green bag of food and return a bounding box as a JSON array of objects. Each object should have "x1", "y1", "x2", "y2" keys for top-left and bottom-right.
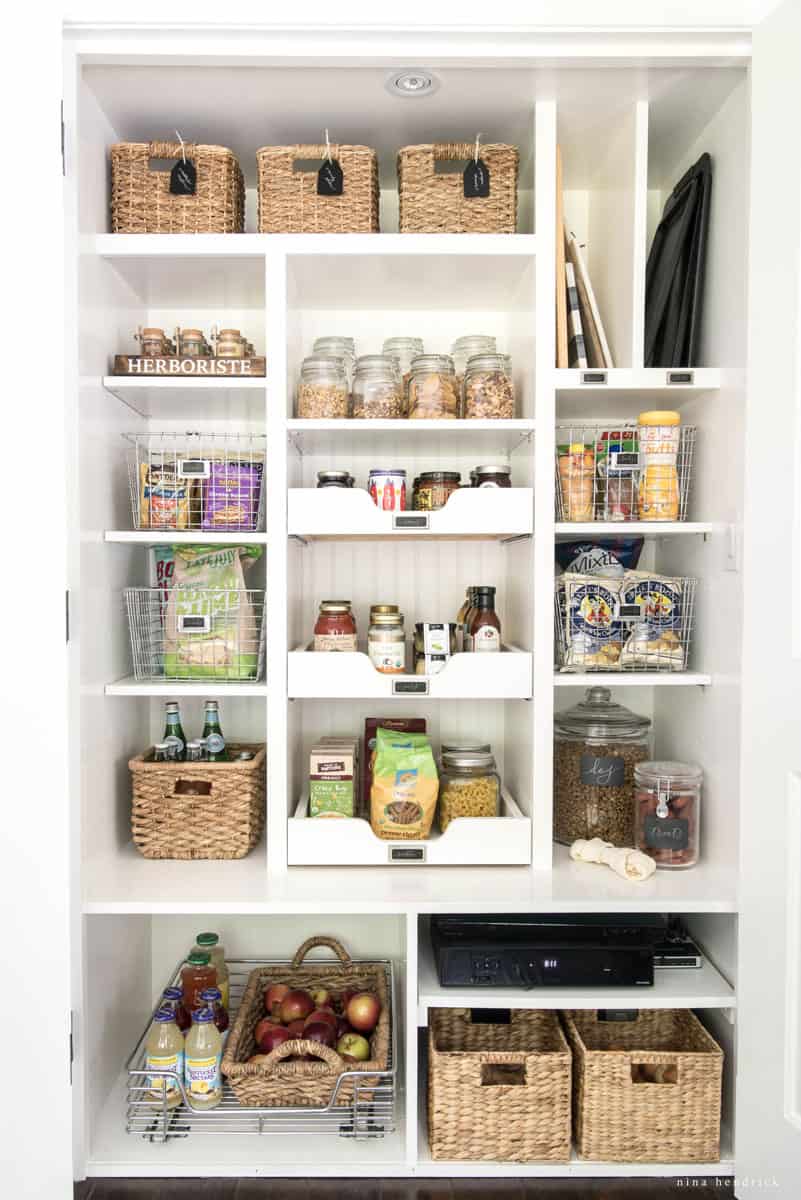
[
  {"x1": 163, "y1": 544, "x2": 262, "y2": 679},
  {"x1": 370, "y1": 728, "x2": 439, "y2": 840}
]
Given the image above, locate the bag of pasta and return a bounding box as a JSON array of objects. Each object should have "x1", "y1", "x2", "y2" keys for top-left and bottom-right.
[{"x1": 370, "y1": 728, "x2": 439, "y2": 840}]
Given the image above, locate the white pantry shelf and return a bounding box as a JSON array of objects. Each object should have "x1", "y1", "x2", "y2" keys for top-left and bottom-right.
[
  {"x1": 105, "y1": 530, "x2": 268, "y2": 545},
  {"x1": 91, "y1": 233, "x2": 267, "y2": 258},
  {"x1": 102, "y1": 375, "x2": 266, "y2": 420},
  {"x1": 91, "y1": 232, "x2": 537, "y2": 259},
  {"x1": 287, "y1": 418, "x2": 536, "y2": 457},
  {"x1": 416, "y1": 934, "x2": 735, "y2": 1025},
  {"x1": 288, "y1": 486, "x2": 533, "y2": 539},
  {"x1": 105, "y1": 676, "x2": 268, "y2": 697},
  {"x1": 555, "y1": 521, "x2": 724, "y2": 538},
  {"x1": 289, "y1": 646, "x2": 532, "y2": 699},
  {"x1": 554, "y1": 672, "x2": 712, "y2": 687}
]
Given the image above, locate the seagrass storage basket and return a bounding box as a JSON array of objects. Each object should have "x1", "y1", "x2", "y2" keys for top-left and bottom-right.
[
  {"x1": 256, "y1": 144, "x2": 379, "y2": 233},
  {"x1": 563, "y1": 1009, "x2": 724, "y2": 1163},
  {"x1": 427, "y1": 1008, "x2": 572, "y2": 1162},
  {"x1": 398, "y1": 143, "x2": 519, "y2": 234},
  {"x1": 222, "y1": 937, "x2": 391, "y2": 1107},
  {"x1": 128, "y1": 744, "x2": 265, "y2": 859},
  {"x1": 110, "y1": 141, "x2": 245, "y2": 233}
]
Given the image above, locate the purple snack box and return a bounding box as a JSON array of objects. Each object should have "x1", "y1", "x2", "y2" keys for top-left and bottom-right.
[{"x1": 201, "y1": 461, "x2": 264, "y2": 530}]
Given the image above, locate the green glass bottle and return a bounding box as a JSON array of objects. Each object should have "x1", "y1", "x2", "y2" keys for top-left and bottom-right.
[
  {"x1": 202, "y1": 700, "x2": 227, "y2": 762},
  {"x1": 163, "y1": 702, "x2": 187, "y2": 762}
]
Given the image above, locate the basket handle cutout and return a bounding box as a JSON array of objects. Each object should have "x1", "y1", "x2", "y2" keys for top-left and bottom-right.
[
  {"x1": 631, "y1": 1062, "x2": 679, "y2": 1085},
  {"x1": 292, "y1": 159, "x2": 328, "y2": 173},
  {"x1": 481, "y1": 1062, "x2": 526, "y2": 1087},
  {"x1": 257, "y1": 1037, "x2": 341, "y2": 1075},
  {"x1": 470, "y1": 1009, "x2": 511, "y2": 1025},
  {"x1": 291, "y1": 935, "x2": 351, "y2": 967},
  {"x1": 433, "y1": 160, "x2": 467, "y2": 175},
  {"x1": 147, "y1": 140, "x2": 198, "y2": 168},
  {"x1": 173, "y1": 779, "x2": 212, "y2": 797}
]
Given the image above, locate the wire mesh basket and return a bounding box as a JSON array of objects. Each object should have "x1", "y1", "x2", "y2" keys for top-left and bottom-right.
[
  {"x1": 125, "y1": 586, "x2": 266, "y2": 681},
  {"x1": 555, "y1": 423, "x2": 696, "y2": 522},
  {"x1": 126, "y1": 432, "x2": 266, "y2": 532},
  {"x1": 126, "y1": 956, "x2": 397, "y2": 1143},
  {"x1": 555, "y1": 574, "x2": 697, "y2": 672}
]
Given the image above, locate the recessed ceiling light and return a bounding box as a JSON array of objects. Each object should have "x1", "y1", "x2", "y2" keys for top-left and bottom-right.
[{"x1": 386, "y1": 69, "x2": 439, "y2": 99}]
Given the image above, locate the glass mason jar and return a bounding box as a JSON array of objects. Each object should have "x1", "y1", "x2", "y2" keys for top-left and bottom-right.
[
  {"x1": 473, "y1": 464, "x2": 512, "y2": 488},
  {"x1": 313, "y1": 600, "x2": 357, "y2": 651},
  {"x1": 463, "y1": 353, "x2": 515, "y2": 419},
  {"x1": 382, "y1": 337, "x2": 424, "y2": 408},
  {"x1": 177, "y1": 328, "x2": 207, "y2": 357},
  {"x1": 414, "y1": 471, "x2": 461, "y2": 511},
  {"x1": 451, "y1": 335, "x2": 497, "y2": 392},
  {"x1": 352, "y1": 356, "x2": 404, "y2": 418},
  {"x1": 214, "y1": 328, "x2": 246, "y2": 358},
  {"x1": 553, "y1": 687, "x2": 652, "y2": 846},
  {"x1": 313, "y1": 336, "x2": 356, "y2": 388},
  {"x1": 407, "y1": 354, "x2": 460, "y2": 419},
  {"x1": 316, "y1": 469, "x2": 354, "y2": 488},
  {"x1": 296, "y1": 355, "x2": 350, "y2": 419},
  {"x1": 367, "y1": 612, "x2": 406, "y2": 674},
  {"x1": 634, "y1": 760, "x2": 701, "y2": 869},
  {"x1": 137, "y1": 327, "x2": 170, "y2": 356},
  {"x1": 439, "y1": 750, "x2": 501, "y2": 832}
]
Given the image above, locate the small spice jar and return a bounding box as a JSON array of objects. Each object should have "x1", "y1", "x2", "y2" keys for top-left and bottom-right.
[
  {"x1": 414, "y1": 471, "x2": 461, "y2": 511},
  {"x1": 634, "y1": 760, "x2": 701, "y2": 869},
  {"x1": 451, "y1": 335, "x2": 497, "y2": 393},
  {"x1": 137, "y1": 327, "x2": 171, "y2": 356},
  {"x1": 176, "y1": 328, "x2": 208, "y2": 357},
  {"x1": 553, "y1": 687, "x2": 651, "y2": 846},
  {"x1": 463, "y1": 353, "x2": 515, "y2": 419},
  {"x1": 352, "y1": 356, "x2": 404, "y2": 419},
  {"x1": 313, "y1": 336, "x2": 356, "y2": 388},
  {"x1": 382, "y1": 337, "x2": 424, "y2": 408},
  {"x1": 313, "y1": 600, "x2": 357, "y2": 651},
  {"x1": 297, "y1": 356, "x2": 350, "y2": 419},
  {"x1": 214, "y1": 328, "x2": 246, "y2": 358},
  {"x1": 316, "y1": 470, "x2": 354, "y2": 488},
  {"x1": 439, "y1": 750, "x2": 501, "y2": 832},
  {"x1": 473, "y1": 464, "x2": 512, "y2": 488},
  {"x1": 367, "y1": 611, "x2": 406, "y2": 674},
  {"x1": 407, "y1": 355, "x2": 460, "y2": 419}
]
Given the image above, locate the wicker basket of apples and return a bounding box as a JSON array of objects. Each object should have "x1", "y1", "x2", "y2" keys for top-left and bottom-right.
[{"x1": 221, "y1": 935, "x2": 391, "y2": 1107}]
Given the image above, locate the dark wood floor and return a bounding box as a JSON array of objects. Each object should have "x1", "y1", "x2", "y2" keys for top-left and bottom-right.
[{"x1": 76, "y1": 1178, "x2": 735, "y2": 1199}]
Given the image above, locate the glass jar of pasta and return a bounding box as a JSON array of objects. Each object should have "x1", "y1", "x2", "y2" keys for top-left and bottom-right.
[
  {"x1": 439, "y1": 750, "x2": 501, "y2": 832},
  {"x1": 463, "y1": 353, "x2": 515, "y2": 418},
  {"x1": 407, "y1": 355, "x2": 459, "y2": 419}
]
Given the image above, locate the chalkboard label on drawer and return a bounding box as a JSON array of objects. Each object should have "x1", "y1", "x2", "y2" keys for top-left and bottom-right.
[
  {"x1": 392, "y1": 679, "x2": 429, "y2": 695},
  {"x1": 581, "y1": 370, "x2": 607, "y2": 385},
  {"x1": 389, "y1": 845, "x2": 426, "y2": 863},
  {"x1": 393, "y1": 514, "x2": 429, "y2": 530},
  {"x1": 580, "y1": 754, "x2": 625, "y2": 787},
  {"x1": 667, "y1": 370, "x2": 694, "y2": 385},
  {"x1": 644, "y1": 814, "x2": 689, "y2": 850}
]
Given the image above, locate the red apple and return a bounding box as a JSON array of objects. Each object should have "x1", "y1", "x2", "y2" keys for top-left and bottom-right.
[
  {"x1": 335, "y1": 1016, "x2": 352, "y2": 1040},
  {"x1": 337, "y1": 1032, "x2": 370, "y2": 1061},
  {"x1": 280, "y1": 989, "x2": 315, "y2": 1024},
  {"x1": 285, "y1": 1019, "x2": 307, "y2": 1038},
  {"x1": 303, "y1": 1020, "x2": 336, "y2": 1048},
  {"x1": 305, "y1": 1008, "x2": 337, "y2": 1033},
  {"x1": 340, "y1": 988, "x2": 358, "y2": 1013},
  {"x1": 311, "y1": 987, "x2": 332, "y2": 1009},
  {"x1": 346, "y1": 992, "x2": 381, "y2": 1034},
  {"x1": 254, "y1": 1017, "x2": 277, "y2": 1046},
  {"x1": 264, "y1": 983, "x2": 289, "y2": 1020},
  {"x1": 259, "y1": 1025, "x2": 292, "y2": 1053}
]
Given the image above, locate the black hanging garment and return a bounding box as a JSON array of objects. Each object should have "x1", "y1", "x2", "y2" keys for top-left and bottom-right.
[{"x1": 644, "y1": 152, "x2": 712, "y2": 367}]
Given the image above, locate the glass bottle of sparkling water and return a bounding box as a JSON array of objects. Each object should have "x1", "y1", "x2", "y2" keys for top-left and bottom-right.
[
  {"x1": 163, "y1": 702, "x2": 187, "y2": 762},
  {"x1": 202, "y1": 700, "x2": 226, "y2": 762}
]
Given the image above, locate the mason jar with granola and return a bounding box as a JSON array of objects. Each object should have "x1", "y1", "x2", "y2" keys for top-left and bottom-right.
[{"x1": 462, "y1": 353, "x2": 515, "y2": 419}]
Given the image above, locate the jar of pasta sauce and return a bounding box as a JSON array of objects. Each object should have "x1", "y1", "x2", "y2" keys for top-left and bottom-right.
[
  {"x1": 473, "y1": 464, "x2": 512, "y2": 488},
  {"x1": 414, "y1": 471, "x2": 461, "y2": 511},
  {"x1": 634, "y1": 761, "x2": 701, "y2": 869},
  {"x1": 313, "y1": 601, "x2": 357, "y2": 652},
  {"x1": 368, "y1": 469, "x2": 407, "y2": 511}
]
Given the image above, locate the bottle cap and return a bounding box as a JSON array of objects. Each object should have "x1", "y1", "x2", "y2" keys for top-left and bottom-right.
[
  {"x1": 153, "y1": 1007, "x2": 177, "y2": 1023},
  {"x1": 195, "y1": 932, "x2": 219, "y2": 947},
  {"x1": 199, "y1": 988, "x2": 222, "y2": 1003},
  {"x1": 191, "y1": 1007, "x2": 215, "y2": 1023},
  {"x1": 187, "y1": 951, "x2": 211, "y2": 966},
  {"x1": 162, "y1": 987, "x2": 182, "y2": 1000}
]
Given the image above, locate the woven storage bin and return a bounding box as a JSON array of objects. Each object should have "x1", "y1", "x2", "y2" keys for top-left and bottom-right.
[
  {"x1": 256, "y1": 145, "x2": 379, "y2": 233},
  {"x1": 427, "y1": 1008, "x2": 572, "y2": 1162},
  {"x1": 129, "y1": 744, "x2": 265, "y2": 859},
  {"x1": 398, "y1": 143, "x2": 519, "y2": 234},
  {"x1": 222, "y1": 936, "x2": 391, "y2": 1107},
  {"x1": 563, "y1": 1009, "x2": 723, "y2": 1163},
  {"x1": 110, "y1": 141, "x2": 245, "y2": 233}
]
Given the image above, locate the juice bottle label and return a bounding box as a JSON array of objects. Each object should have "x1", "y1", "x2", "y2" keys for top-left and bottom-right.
[
  {"x1": 186, "y1": 1053, "x2": 220, "y2": 1095},
  {"x1": 146, "y1": 1052, "x2": 182, "y2": 1093}
]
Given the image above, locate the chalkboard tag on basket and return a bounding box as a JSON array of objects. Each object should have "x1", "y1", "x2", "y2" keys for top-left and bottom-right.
[
  {"x1": 318, "y1": 158, "x2": 344, "y2": 196},
  {"x1": 598, "y1": 1009, "x2": 639, "y2": 1022},
  {"x1": 464, "y1": 157, "x2": 490, "y2": 198},
  {"x1": 170, "y1": 158, "x2": 196, "y2": 196}
]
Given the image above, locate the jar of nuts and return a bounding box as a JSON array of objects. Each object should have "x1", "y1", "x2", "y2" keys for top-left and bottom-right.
[
  {"x1": 634, "y1": 761, "x2": 701, "y2": 869},
  {"x1": 451, "y1": 334, "x2": 497, "y2": 394},
  {"x1": 553, "y1": 687, "x2": 651, "y2": 846},
  {"x1": 352, "y1": 355, "x2": 405, "y2": 418},
  {"x1": 407, "y1": 355, "x2": 459, "y2": 419},
  {"x1": 382, "y1": 337, "x2": 424, "y2": 408},
  {"x1": 439, "y1": 749, "x2": 501, "y2": 833},
  {"x1": 296, "y1": 356, "x2": 350, "y2": 419},
  {"x1": 312, "y1": 336, "x2": 356, "y2": 388},
  {"x1": 463, "y1": 353, "x2": 515, "y2": 419}
]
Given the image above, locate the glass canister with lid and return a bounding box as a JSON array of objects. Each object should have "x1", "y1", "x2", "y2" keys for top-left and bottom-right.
[
  {"x1": 312, "y1": 336, "x2": 356, "y2": 388},
  {"x1": 367, "y1": 610, "x2": 406, "y2": 674},
  {"x1": 451, "y1": 335, "x2": 497, "y2": 391},
  {"x1": 382, "y1": 337, "x2": 424, "y2": 407},
  {"x1": 297, "y1": 355, "x2": 350, "y2": 419},
  {"x1": 352, "y1": 355, "x2": 405, "y2": 418},
  {"x1": 407, "y1": 354, "x2": 460, "y2": 419},
  {"x1": 634, "y1": 760, "x2": 701, "y2": 868},
  {"x1": 439, "y1": 749, "x2": 501, "y2": 832},
  {"x1": 463, "y1": 352, "x2": 515, "y2": 419},
  {"x1": 553, "y1": 687, "x2": 651, "y2": 846}
]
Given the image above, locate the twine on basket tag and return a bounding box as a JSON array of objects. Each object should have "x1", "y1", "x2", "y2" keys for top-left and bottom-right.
[
  {"x1": 317, "y1": 128, "x2": 344, "y2": 196},
  {"x1": 464, "y1": 132, "x2": 490, "y2": 198},
  {"x1": 170, "y1": 129, "x2": 197, "y2": 195}
]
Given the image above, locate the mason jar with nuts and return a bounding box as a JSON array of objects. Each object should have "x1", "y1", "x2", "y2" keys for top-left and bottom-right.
[
  {"x1": 463, "y1": 352, "x2": 515, "y2": 419},
  {"x1": 553, "y1": 687, "x2": 651, "y2": 846},
  {"x1": 296, "y1": 355, "x2": 350, "y2": 419},
  {"x1": 439, "y1": 749, "x2": 501, "y2": 832}
]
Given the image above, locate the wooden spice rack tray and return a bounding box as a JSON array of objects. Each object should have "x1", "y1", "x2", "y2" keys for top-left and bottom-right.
[{"x1": 113, "y1": 354, "x2": 266, "y2": 378}]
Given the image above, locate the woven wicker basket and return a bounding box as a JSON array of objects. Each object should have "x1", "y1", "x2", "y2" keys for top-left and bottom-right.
[
  {"x1": 128, "y1": 744, "x2": 265, "y2": 860},
  {"x1": 398, "y1": 143, "x2": 519, "y2": 234},
  {"x1": 110, "y1": 141, "x2": 245, "y2": 234},
  {"x1": 563, "y1": 1009, "x2": 723, "y2": 1163},
  {"x1": 427, "y1": 1008, "x2": 572, "y2": 1162},
  {"x1": 256, "y1": 145, "x2": 379, "y2": 234},
  {"x1": 222, "y1": 936, "x2": 391, "y2": 1107}
]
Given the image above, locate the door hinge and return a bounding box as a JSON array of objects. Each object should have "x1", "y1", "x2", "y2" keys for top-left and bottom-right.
[
  {"x1": 65, "y1": 590, "x2": 70, "y2": 643},
  {"x1": 69, "y1": 1011, "x2": 75, "y2": 1084},
  {"x1": 61, "y1": 100, "x2": 65, "y2": 176}
]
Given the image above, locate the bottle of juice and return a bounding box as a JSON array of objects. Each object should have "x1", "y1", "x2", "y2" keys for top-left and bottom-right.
[
  {"x1": 184, "y1": 1007, "x2": 223, "y2": 1108},
  {"x1": 145, "y1": 1007, "x2": 184, "y2": 1107},
  {"x1": 181, "y1": 951, "x2": 216, "y2": 1012},
  {"x1": 199, "y1": 986, "x2": 230, "y2": 1044},
  {"x1": 161, "y1": 986, "x2": 191, "y2": 1034},
  {"x1": 193, "y1": 932, "x2": 229, "y2": 1010}
]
